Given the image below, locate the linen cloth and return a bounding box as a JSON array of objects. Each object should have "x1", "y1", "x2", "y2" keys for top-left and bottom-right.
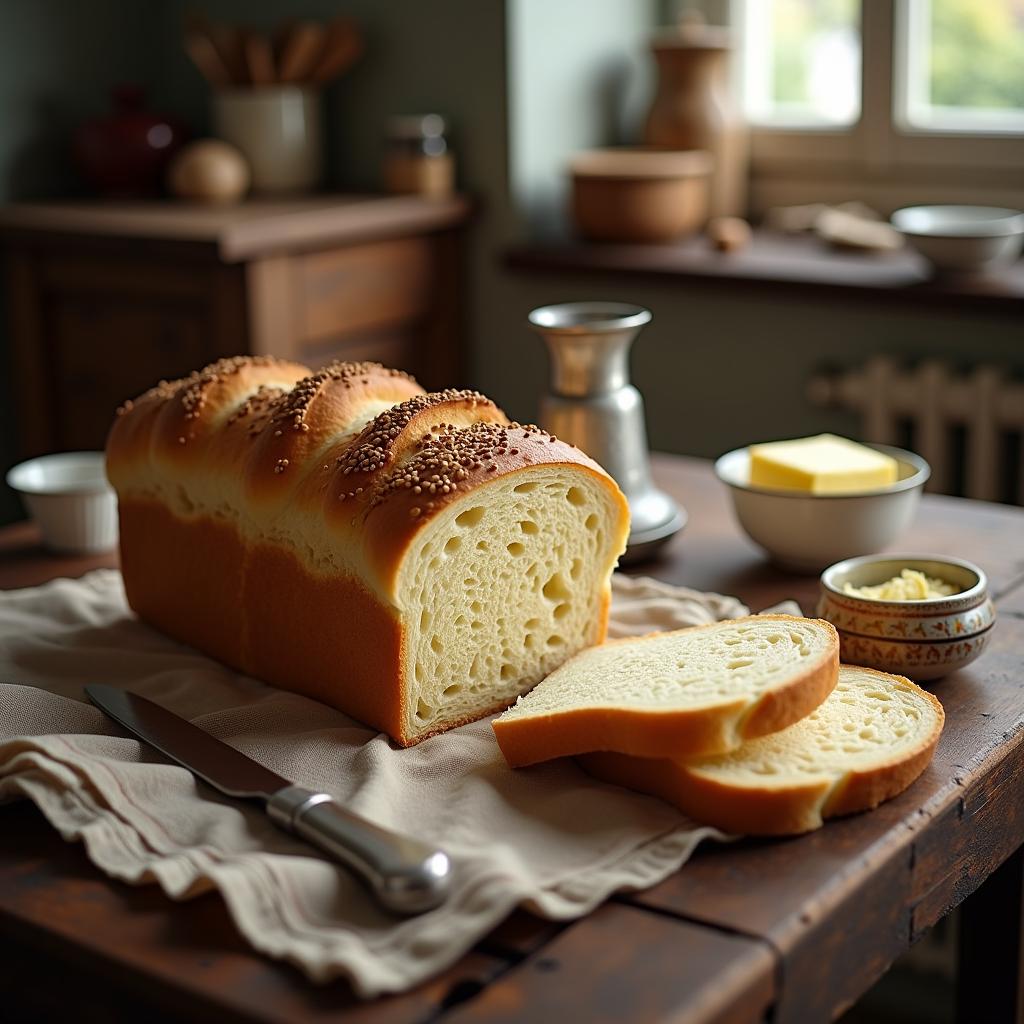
[{"x1": 0, "y1": 569, "x2": 798, "y2": 996}]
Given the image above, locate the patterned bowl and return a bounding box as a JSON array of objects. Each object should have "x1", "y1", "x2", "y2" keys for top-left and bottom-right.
[{"x1": 817, "y1": 554, "x2": 995, "y2": 681}]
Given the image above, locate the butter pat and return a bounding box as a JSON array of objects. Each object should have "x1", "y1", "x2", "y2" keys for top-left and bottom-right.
[
  {"x1": 749, "y1": 434, "x2": 899, "y2": 494},
  {"x1": 844, "y1": 569, "x2": 958, "y2": 601}
]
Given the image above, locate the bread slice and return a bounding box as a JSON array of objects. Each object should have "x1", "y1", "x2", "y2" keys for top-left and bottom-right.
[
  {"x1": 581, "y1": 666, "x2": 944, "y2": 835},
  {"x1": 492, "y1": 615, "x2": 839, "y2": 767}
]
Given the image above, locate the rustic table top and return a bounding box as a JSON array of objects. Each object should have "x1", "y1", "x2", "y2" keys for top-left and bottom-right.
[{"x1": 2, "y1": 454, "x2": 1023, "y2": 1024}]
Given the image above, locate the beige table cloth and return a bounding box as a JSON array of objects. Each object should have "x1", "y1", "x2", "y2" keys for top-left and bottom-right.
[{"x1": 0, "y1": 569, "x2": 798, "y2": 996}]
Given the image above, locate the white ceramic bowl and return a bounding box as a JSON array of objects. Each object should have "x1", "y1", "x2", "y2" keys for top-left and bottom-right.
[
  {"x1": 818, "y1": 554, "x2": 995, "y2": 680},
  {"x1": 891, "y1": 205, "x2": 1024, "y2": 273},
  {"x1": 714, "y1": 444, "x2": 930, "y2": 574},
  {"x1": 6, "y1": 451, "x2": 118, "y2": 554}
]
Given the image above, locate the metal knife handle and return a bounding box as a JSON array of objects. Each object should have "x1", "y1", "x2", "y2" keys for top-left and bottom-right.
[{"x1": 267, "y1": 785, "x2": 451, "y2": 914}]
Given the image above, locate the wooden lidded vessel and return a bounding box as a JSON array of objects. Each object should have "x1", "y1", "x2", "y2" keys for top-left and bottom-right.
[{"x1": 643, "y1": 13, "x2": 749, "y2": 218}]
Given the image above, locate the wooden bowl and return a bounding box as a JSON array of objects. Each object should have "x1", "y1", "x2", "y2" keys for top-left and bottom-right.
[{"x1": 570, "y1": 148, "x2": 711, "y2": 244}]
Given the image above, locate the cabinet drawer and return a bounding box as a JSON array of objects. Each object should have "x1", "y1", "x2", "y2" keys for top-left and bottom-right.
[
  {"x1": 51, "y1": 298, "x2": 208, "y2": 449},
  {"x1": 296, "y1": 238, "x2": 432, "y2": 342}
]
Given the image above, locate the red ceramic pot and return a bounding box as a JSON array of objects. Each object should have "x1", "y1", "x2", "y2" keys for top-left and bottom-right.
[{"x1": 73, "y1": 85, "x2": 188, "y2": 197}]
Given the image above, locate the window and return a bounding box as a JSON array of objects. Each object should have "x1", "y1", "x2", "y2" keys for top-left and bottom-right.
[
  {"x1": 743, "y1": 0, "x2": 861, "y2": 127},
  {"x1": 898, "y1": 0, "x2": 1024, "y2": 133},
  {"x1": 732, "y1": 0, "x2": 1024, "y2": 212}
]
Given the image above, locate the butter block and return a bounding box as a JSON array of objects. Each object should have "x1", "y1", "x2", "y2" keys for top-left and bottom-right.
[{"x1": 749, "y1": 434, "x2": 899, "y2": 494}]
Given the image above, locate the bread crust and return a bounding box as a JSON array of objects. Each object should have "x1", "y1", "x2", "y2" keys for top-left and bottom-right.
[
  {"x1": 580, "y1": 667, "x2": 944, "y2": 835},
  {"x1": 579, "y1": 750, "x2": 834, "y2": 835},
  {"x1": 491, "y1": 615, "x2": 839, "y2": 767}
]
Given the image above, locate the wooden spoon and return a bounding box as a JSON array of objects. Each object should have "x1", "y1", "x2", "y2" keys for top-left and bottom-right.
[
  {"x1": 311, "y1": 17, "x2": 363, "y2": 84},
  {"x1": 243, "y1": 30, "x2": 276, "y2": 86},
  {"x1": 184, "y1": 29, "x2": 232, "y2": 88},
  {"x1": 209, "y1": 24, "x2": 248, "y2": 85},
  {"x1": 277, "y1": 21, "x2": 327, "y2": 84}
]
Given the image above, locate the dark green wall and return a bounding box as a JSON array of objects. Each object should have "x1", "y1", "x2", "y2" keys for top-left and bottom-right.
[{"x1": 0, "y1": 0, "x2": 156, "y2": 523}]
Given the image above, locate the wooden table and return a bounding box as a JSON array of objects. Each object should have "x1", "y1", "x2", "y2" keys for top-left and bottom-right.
[{"x1": 2, "y1": 455, "x2": 1023, "y2": 1024}]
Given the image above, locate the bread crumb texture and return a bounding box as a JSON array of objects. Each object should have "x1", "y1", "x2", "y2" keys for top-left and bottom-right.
[
  {"x1": 498, "y1": 618, "x2": 833, "y2": 717},
  {"x1": 687, "y1": 664, "x2": 943, "y2": 784}
]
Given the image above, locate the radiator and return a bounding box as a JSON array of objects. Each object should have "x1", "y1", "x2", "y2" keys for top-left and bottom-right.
[{"x1": 808, "y1": 357, "x2": 1024, "y2": 505}]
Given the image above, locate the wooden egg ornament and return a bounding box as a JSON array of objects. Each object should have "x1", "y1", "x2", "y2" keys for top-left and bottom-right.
[{"x1": 168, "y1": 139, "x2": 250, "y2": 203}]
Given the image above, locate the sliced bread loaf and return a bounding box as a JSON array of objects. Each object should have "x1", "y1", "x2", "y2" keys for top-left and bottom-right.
[
  {"x1": 492, "y1": 615, "x2": 839, "y2": 767},
  {"x1": 581, "y1": 665, "x2": 944, "y2": 835}
]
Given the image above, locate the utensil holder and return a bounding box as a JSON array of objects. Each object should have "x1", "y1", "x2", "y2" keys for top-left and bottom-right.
[
  {"x1": 213, "y1": 86, "x2": 323, "y2": 193},
  {"x1": 529, "y1": 302, "x2": 685, "y2": 563}
]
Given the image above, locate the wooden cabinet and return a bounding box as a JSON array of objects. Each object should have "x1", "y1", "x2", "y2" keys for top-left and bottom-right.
[{"x1": 1, "y1": 195, "x2": 469, "y2": 456}]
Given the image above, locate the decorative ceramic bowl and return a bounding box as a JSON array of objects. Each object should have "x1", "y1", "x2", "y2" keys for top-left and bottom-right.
[
  {"x1": 890, "y1": 205, "x2": 1024, "y2": 274},
  {"x1": 714, "y1": 444, "x2": 930, "y2": 574},
  {"x1": 818, "y1": 554, "x2": 995, "y2": 681},
  {"x1": 6, "y1": 451, "x2": 118, "y2": 554}
]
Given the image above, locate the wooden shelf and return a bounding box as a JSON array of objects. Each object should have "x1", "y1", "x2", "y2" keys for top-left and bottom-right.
[
  {"x1": 505, "y1": 231, "x2": 1024, "y2": 312},
  {"x1": 0, "y1": 194, "x2": 471, "y2": 262}
]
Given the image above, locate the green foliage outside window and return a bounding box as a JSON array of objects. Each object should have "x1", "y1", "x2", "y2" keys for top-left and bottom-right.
[{"x1": 930, "y1": 0, "x2": 1024, "y2": 110}]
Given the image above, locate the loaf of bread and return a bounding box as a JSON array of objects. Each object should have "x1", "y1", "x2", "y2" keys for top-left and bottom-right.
[
  {"x1": 580, "y1": 665, "x2": 944, "y2": 835},
  {"x1": 492, "y1": 616, "x2": 839, "y2": 766},
  {"x1": 106, "y1": 357, "x2": 630, "y2": 745}
]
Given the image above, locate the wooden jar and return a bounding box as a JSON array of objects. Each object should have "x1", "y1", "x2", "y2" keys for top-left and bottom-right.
[{"x1": 643, "y1": 20, "x2": 748, "y2": 218}]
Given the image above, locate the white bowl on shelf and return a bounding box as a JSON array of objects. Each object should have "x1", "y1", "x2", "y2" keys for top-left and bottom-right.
[
  {"x1": 6, "y1": 451, "x2": 118, "y2": 554},
  {"x1": 890, "y1": 205, "x2": 1024, "y2": 273},
  {"x1": 714, "y1": 444, "x2": 931, "y2": 574}
]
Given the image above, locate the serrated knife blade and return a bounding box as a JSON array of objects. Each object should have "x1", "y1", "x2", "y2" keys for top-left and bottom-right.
[{"x1": 85, "y1": 684, "x2": 451, "y2": 914}]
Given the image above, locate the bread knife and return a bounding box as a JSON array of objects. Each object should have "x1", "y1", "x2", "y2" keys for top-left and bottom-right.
[{"x1": 84, "y1": 684, "x2": 452, "y2": 914}]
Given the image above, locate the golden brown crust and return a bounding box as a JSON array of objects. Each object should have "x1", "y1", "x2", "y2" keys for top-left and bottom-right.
[
  {"x1": 491, "y1": 615, "x2": 838, "y2": 768},
  {"x1": 118, "y1": 498, "x2": 409, "y2": 740},
  {"x1": 117, "y1": 498, "x2": 248, "y2": 670},
  {"x1": 579, "y1": 751, "x2": 833, "y2": 835},
  {"x1": 493, "y1": 699, "x2": 751, "y2": 768},
  {"x1": 244, "y1": 362, "x2": 424, "y2": 509},
  {"x1": 109, "y1": 357, "x2": 312, "y2": 477}
]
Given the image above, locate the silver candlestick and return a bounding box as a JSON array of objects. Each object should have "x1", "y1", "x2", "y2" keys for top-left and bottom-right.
[{"x1": 528, "y1": 301, "x2": 686, "y2": 563}]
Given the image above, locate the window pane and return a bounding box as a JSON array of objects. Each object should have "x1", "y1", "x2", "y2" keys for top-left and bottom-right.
[
  {"x1": 901, "y1": 0, "x2": 1024, "y2": 131},
  {"x1": 743, "y1": 0, "x2": 861, "y2": 127}
]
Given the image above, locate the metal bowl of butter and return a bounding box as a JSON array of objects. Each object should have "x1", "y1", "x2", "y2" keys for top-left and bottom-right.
[
  {"x1": 818, "y1": 554, "x2": 995, "y2": 681},
  {"x1": 715, "y1": 436, "x2": 930, "y2": 573}
]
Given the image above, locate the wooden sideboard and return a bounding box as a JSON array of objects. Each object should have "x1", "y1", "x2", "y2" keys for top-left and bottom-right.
[{"x1": 0, "y1": 195, "x2": 470, "y2": 456}]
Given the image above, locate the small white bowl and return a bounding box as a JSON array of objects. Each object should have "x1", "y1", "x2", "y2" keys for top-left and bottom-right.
[
  {"x1": 714, "y1": 444, "x2": 930, "y2": 574},
  {"x1": 891, "y1": 205, "x2": 1024, "y2": 273},
  {"x1": 6, "y1": 451, "x2": 118, "y2": 555}
]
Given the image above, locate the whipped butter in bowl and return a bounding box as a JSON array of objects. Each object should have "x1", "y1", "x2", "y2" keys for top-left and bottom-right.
[
  {"x1": 843, "y1": 568, "x2": 958, "y2": 601},
  {"x1": 818, "y1": 554, "x2": 995, "y2": 681}
]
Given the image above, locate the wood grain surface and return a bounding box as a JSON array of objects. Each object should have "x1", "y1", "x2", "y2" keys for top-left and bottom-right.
[{"x1": 2, "y1": 454, "x2": 1023, "y2": 1024}]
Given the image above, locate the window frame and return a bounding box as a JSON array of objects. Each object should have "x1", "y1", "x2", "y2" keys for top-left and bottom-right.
[{"x1": 733, "y1": 0, "x2": 1024, "y2": 214}]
